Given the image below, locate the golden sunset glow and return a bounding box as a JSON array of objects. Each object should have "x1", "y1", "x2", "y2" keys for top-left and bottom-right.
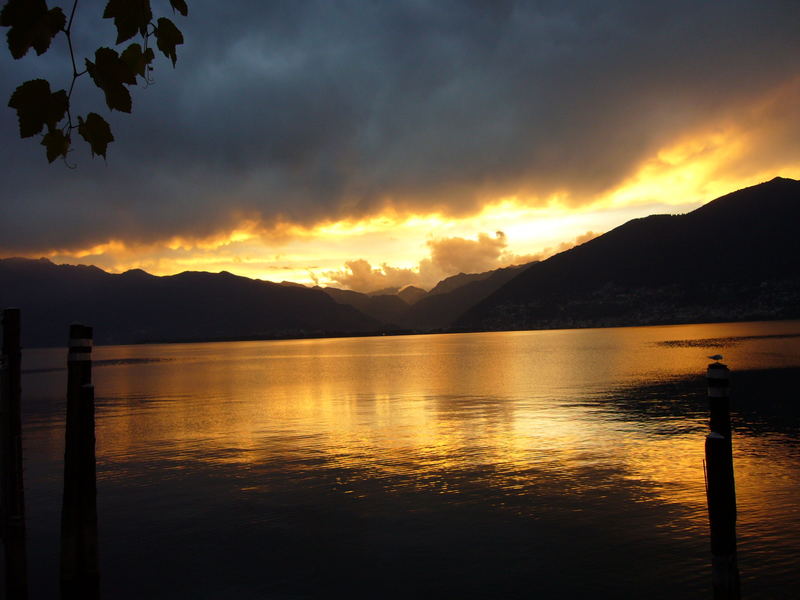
[
  {"x1": 44, "y1": 325, "x2": 799, "y2": 527},
  {"x1": 5, "y1": 61, "x2": 797, "y2": 291},
  {"x1": 38, "y1": 145, "x2": 799, "y2": 290},
  {"x1": 5, "y1": 3, "x2": 800, "y2": 596}
]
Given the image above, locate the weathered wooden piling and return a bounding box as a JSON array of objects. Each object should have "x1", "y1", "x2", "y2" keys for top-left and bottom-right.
[
  {"x1": 708, "y1": 362, "x2": 732, "y2": 441},
  {"x1": 704, "y1": 361, "x2": 740, "y2": 600},
  {"x1": 60, "y1": 324, "x2": 99, "y2": 599},
  {"x1": 1, "y1": 308, "x2": 29, "y2": 599}
]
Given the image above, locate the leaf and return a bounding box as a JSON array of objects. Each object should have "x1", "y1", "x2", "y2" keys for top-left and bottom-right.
[
  {"x1": 1, "y1": 0, "x2": 65, "y2": 59},
  {"x1": 103, "y1": 0, "x2": 152, "y2": 44},
  {"x1": 87, "y1": 47, "x2": 137, "y2": 86},
  {"x1": 41, "y1": 128, "x2": 69, "y2": 163},
  {"x1": 105, "y1": 84, "x2": 132, "y2": 113},
  {"x1": 169, "y1": 0, "x2": 188, "y2": 17},
  {"x1": 86, "y1": 47, "x2": 136, "y2": 112},
  {"x1": 155, "y1": 17, "x2": 183, "y2": 66},
  {"x1": 78, "y1": 113, "x2": 114, "y2": 159},
  {"x1": 121, "y1": 42, "x2": 155, "y2": 78},
  {"x1": 8, "y1": 79, "x2": 68, "y2": 138}
]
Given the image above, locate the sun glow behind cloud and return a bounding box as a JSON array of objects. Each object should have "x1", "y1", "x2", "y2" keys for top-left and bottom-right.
[
  {"x1": 4, "y1": 0, "x2": 800, "y2": 295},
  {"x1": 605, "y1": 77, "x2": 800, "y2": 209},
  {"x1": 41, "y1": 168, "x2": 798, "y2": 291},
  {"x1": 32, "y1": 76, "x2": 800, "y2": 292}
]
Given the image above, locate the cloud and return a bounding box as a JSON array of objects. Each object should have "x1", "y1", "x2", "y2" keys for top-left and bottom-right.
[
  {"x1": 524, "y1": 230, "x2": 601, "y2": 262},
  {"x1": 1, "y1": 1, "x2": 799, "y2": 254},
  {"x1": 425, "y1": 231, "x2": 508, "y2": 275},
  {"x1": 324, "y1": 259, "x2": 419, "y2": 293},
  {"x1": 324, "y1": 229, "x2": 599, "y2": 292},
  {"x1": 326, "y1": 232, "x2": 515, "y2": 292}
]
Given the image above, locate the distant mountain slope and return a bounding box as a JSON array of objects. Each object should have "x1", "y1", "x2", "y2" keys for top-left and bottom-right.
[
  {"x1": 0, "y1": 259, "x2": 379, "y2": 347},
  {"x1": 398, "y1": 285, "x2": 427, "y2": 305},
  {"x1": 456, "y1": 177, "x2": 800, "y2": 331},
  {"x1": 319, "y1": 287, "x2": 409, "y2": 326},
  {"x1": 426, "y1": 270, "x2": 498, "y2": 296},
  {"x1": 401, "y1": 263, "x2": 533, "y2": 330}
]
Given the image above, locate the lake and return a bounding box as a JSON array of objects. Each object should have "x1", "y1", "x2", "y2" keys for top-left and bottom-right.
[{"x1": 14, "y1": 321, "x2": 800, "y2": 598}]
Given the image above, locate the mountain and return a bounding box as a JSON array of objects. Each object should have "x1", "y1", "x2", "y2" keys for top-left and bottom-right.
[
  {"x1": 401, "y1": 263, "x2": 533, "y2": 330},
  {"x1": 456, "y1": 177, "x2": 800, "y2": 331},
  {"x1": 0, "y1": 259, "x2": 380, "y2": 347},
  {"x1": 427, "y1": 270, "x2": 498, "y2": 296},
  {"x1": 398, "y1": 285, "x2": 427, "y2": 305},
  {"x1": 319, "y1": 287, "x2": 409, "y2": 326},
  {"x1": 366, "y1": 286, "x2": 401, "y2": 296},
  {"x1": 4, "y1": 178, "x2": 796, "y2": 346},
  {"x1": 320, "y1": 264, "x2": 534, "y2": 331}
]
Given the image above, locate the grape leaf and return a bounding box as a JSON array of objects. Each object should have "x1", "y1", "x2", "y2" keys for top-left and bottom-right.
[
  {"x1": 106, "y1": 84, "x2": 132, "y2": 113},
  {"x1": 103, "y1": 0, "x2": 152, "y2": 45},
  {"x1": 8, "y1": 79, "x2": 68, "y2": 138},
  {"x1": 5, "y1": 0, "x2": 189, "y2": 163},
  {"x1": 169, "y1": 0, "x2": 188, "y2": 17},
  {"x1": 86, "y1": 47, "x2": 136, "y2": 112},
  {"x1": 86, "y1": 47, "x2": 137, "y2": 86},
  {"x1": 121, "y1": 42, "x2": 155, "y2": 78},
  {"x1": 78, "y1": 113, "x2": 114, "y2": 159},
  {"x1": 41, "y1": 128, "x2": 69, "y2": 163},
  {"x1": 1, "y1": 0, "x2": 66, "y2": 59},
  {"x1": 155, "y1": 17, "x2": 183, "y2": 66}
]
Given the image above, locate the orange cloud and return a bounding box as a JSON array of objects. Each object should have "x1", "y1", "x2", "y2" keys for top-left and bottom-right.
[
  {"x1": 14, "y1": 76, "x2": 799, "y2": 289},
  {"x1": 322, "y1": 230, "x2": 601, "y2": 293}
]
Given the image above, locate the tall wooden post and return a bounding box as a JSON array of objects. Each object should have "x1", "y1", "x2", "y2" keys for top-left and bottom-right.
[
  {"x1": 705, "y1": 361, "x2": 740, "y2": 599},
  {"x1": 60, "y1": 324, "x2": 99, "y2": 599},
  {"x1": 2, "y1": 308, "x2": 28, "y2": 599}
]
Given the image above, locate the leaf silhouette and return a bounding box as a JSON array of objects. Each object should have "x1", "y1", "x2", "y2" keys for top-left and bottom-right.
[
  {"x1": 1, "y1": 0, "x2": 65, "y2": 59},
  {"x1": 8, "y1": 79, "x2": 67, "y2": 138},
  {"x1": 86, "y1": 47, "x2": 136, "y2": 112},
  {"x1": 121, "y1": 42, "x2": 155, "y2": 78},
  {"x1": 41, "y1": 128, "x2": 69, "y2": 163},
  {"x1": 155, "y1": 17, "x2": 183, "y2": 67},
  {"x1": 169, "y1": 0, "x2": 188, "y2": 17},
  {"x1": 78, "y1": 113, "x2": 114, "y2": 158},
  {"x1": 103, "y1": 0, "x2": 152, "y2": 45},
  {"x1": 4, "y1": 0, "x2": 189, "y2": 163}
]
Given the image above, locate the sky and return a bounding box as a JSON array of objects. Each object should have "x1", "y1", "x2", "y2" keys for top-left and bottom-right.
[{"x1": 1, "y1": 0, "x2": 799, "y2": 292}]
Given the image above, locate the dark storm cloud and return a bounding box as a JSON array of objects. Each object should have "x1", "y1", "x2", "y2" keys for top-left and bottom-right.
[{"x1": 1, "y1": 0, "x2": 799, "y2": 252}]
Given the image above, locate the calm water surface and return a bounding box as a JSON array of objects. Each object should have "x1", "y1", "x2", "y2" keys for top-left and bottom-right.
[{"x1": 18, "y1": 321, "x2": 800, "y2": 598}]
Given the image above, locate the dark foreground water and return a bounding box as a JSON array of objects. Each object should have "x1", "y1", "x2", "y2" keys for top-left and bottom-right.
[{"x1": 13, "y1": 321, "x2": 800, "y2": 598}]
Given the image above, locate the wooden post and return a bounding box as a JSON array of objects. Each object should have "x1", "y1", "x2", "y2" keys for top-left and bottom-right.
[
  {"x1": 2, "y1": 308, "x2": 28, "y2": 599},
  {"x1": 705, "y1": 361, "x2": 740, "y2": 600},
  {"x1": 60, "y1": 324, "x2": 99, "y2": 600},
  {"x1": 708, "y1": 362, "x2": 731, "y2": 441}
]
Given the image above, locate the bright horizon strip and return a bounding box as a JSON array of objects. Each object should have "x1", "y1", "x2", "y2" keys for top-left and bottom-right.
[
  {"x1": 25, "y1": 114, "x2": 800, "y2": 290},
  {"x1": 39, "y1": 171, "x2": 798, "y2": 289}
]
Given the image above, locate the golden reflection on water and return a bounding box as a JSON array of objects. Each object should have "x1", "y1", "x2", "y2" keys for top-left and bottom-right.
[
  {"x1": 24, "y1": 321, "x2": 800, "y2": 529},
  {"x1": 16, "y1": 321, "x2": 800, "y2": 599}
]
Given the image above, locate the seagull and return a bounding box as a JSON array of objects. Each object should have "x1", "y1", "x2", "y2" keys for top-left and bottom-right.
[{"x1": 708, "y1": 354, "x2": 723, "y2": 362}]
